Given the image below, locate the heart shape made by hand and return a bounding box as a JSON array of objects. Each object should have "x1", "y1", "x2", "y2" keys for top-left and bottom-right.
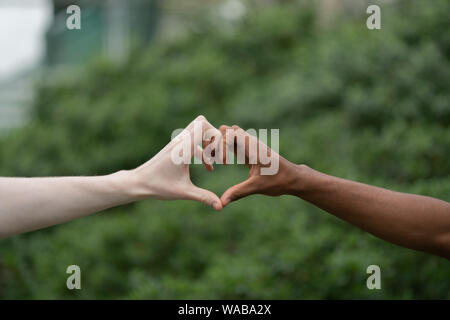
[{"x1": 132, "y1": 115, "x2": 301, "y2": 211}]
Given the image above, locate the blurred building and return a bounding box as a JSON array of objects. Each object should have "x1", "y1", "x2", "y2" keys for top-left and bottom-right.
[
  {"x1": 0, "y1": 0, "x2": 49, "y2": 131},
  {"x1": 45, "y1": 0, "x2": 159, "y2": 66},
  {"x1": 0, "y1": 73, "x2": 33, "y2": 131},
  {"x1": 0, "y1": 0, "x2": 159, "y2": 131}
]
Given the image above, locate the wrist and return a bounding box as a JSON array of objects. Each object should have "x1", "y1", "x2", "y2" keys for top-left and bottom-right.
[
  {"x1": 290, "y1": 164, "x2": 336, "y2": 198},
  {"x1": 109, "y1": 169, "x2": 152, "y2": 201},
  {"x1": 288, "y1": 164, "x2": 318, "y2": 197}
]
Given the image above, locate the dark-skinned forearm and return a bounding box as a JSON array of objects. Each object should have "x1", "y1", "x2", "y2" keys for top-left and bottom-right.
[{"x1": 291, "y1": 165, "x2": 450, "y2": 259}]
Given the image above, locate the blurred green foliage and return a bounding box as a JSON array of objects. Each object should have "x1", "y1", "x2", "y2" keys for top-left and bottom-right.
[{"x1": 0, "y1": 0, "x2": 449, "y2": 299}]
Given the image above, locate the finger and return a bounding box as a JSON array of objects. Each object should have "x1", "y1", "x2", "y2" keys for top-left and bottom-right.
[
  {"x1": 231, "y1": 125, "x2": 275, "y2": 166},
  {"x1": 220, "y1": 125, "x2": 254, "y2": 165},
  {"x1": 219, "y1": 125, "x2": 233, "y2": 164},
  {"x1": 232, "y1": 125, "x2": 264, "y2": 165},
  {"x1": 203, "y1": 137, "x2": 215, "y2": 158},
  {"x1": 185, "y1": 115, "x2": 209, "y2": 132},
  {"x1": 187, "y1": 115, "x2": 218, "y2": 140},
  {"x1": 202, "y1": 153, "x2": 214, "y2": 172},
  {"x1": 195, "y1": 145, "x2": 214, "y2": 171},
  {"x1": 203, "y1": 128, "x2": 224, "y2": 167},
  {"x1": 220, "y1": 177, "x2": 258, "y2": 207},
  {"x1": 187, "y1": 185, "x2": 222, "y2": 211},
  {"x1": 187, "y1": 115, "x2": 222, "y2": 162}
]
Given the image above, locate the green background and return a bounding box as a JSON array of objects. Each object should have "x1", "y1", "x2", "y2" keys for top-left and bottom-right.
[{"x1": 0, "y1": 0, "x2": 449, "y2": 298}]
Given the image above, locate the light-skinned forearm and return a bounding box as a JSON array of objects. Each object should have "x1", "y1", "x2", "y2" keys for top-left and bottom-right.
[
  {"x1": 293, "y1": 165, "x2": 450, "y2": 259},
  {"x1": 0, "y1": 116, "x2": 223, "y2": 238},
  {"x1": 0, "y1": 171, "x2": 141, "y2": 238}
]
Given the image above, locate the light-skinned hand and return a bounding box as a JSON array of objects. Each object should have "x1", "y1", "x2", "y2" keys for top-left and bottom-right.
[{"x1": 131, "y1": 115, "x2": 223, "y2": 210}]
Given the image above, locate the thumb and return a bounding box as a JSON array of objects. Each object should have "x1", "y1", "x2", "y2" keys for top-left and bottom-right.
[
  {"x1": 220, "y1": 177, "x2": 258, "y2": 208},
  {"x1": 186, "y1": 185, "x2": 223, "y2": 211}
]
